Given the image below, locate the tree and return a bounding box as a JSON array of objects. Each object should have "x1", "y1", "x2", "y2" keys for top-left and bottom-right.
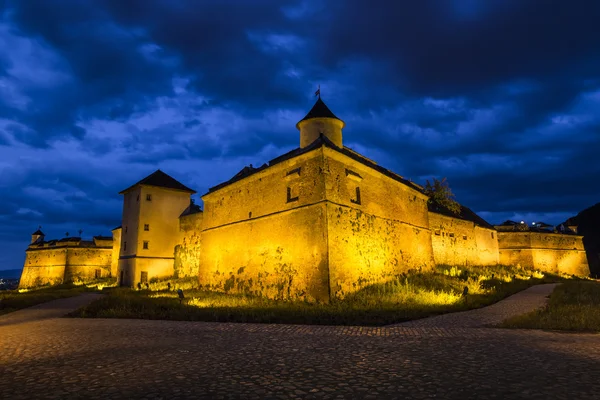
[{"x1": 424, "y1": 177, "x2": 461, "y2": 215}]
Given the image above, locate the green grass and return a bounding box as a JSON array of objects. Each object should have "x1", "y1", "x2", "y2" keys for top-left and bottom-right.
[
  {"x1": 0, "y1": 284, "x2": 86, "y2": 316},
  {"x1": 500, "y1": 281, "x2": 600, "y2": 332},
  {"x1": 70, "y1": 265, "x2": 572, "y2": 326},
  {"x1": 0, "y1": 278, "x2": 117, "y2": 316}
]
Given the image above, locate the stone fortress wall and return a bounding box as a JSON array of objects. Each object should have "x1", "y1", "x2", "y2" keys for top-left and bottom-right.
[
  {"x1": 20, "y1": 237, "x2": 113, "y2": 288},
  {"x1": 200, "y1": 149, "x2": 331, "y2": 301},
  {"x1": 429, "y1": 212, "x2": 499, "y2": 267},
  {"x1": 497, "y1": 231, "x2": 588, "y2": 276},
  {"x1": 174, "y1": 211, "x2": 203, "y2": 279},
  {"x1": 323, "y1": 148, "x2": 434, "y2": 298}
]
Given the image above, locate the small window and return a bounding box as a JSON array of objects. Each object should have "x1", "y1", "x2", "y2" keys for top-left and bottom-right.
[
  {"x1": 463, "y1": 235, "x2": 467, "y2": 240},
  {"x1": 125, "y1": 226, "x2": 128, "y2": 233},
  {"x1": 449, "y1": 233, "x2": 455, "y2": 238},
  {"x1": 94, "y1": 269, "x2": 101, "y2": 279},
  {"x1": 136, "y1": 194, "x2": 140, "y2": 202},
  {"x1": 140, "y1": 271, "x2": 148, "y2": 284},
  {"x1": 143, "y1": 241, "x2": 149, "y2": 249},
  {"x1": 248, "y1": 212, "x2": 252, "y2": 219},
  {"x1": 345, "y1": 169, "x2": 363, "y2": 182},
  {"x1": 286, "y1": 167, "x2": 301, "y2": 177},
  {"x1": 491, "y1": 232, "x2": 495, "y2": 239},
  {"x1": 434, "y1": 230, "x2": 441, "y2": 236},
  {"x1": 123, "y1": 241, "x2": 127, "y2": 251},
  {"x1": 146, "y1": 194, "x2": 152, "y2": 201},
  {"x1": 350, "y1": 187, "x2": 362, "y2": 205},
  {"x1": 286, "y1": 187, "x2": 299, "y2": 203},
  {"x1": 144, "y1": 224, "x2": 149, "y2": 231}
]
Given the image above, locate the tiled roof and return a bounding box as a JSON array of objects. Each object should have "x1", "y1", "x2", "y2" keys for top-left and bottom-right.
[
  {"x1": 119, "y1": 169, "x2": 196, "y2": 194},
  {"x1": 428, "y1": 202, "x2": 495, "y2": 230},
  {"x1": 27, "y1": 236, "x2": 114, "y2": 250},
  {"x1": 93, "y1": 236, "x2": 113, "y2": 241},
  {"x1": 58, "y1": 237, "x2": 81, "y2": 242},
  {"x1": 180, "y1": 201, "x2": 203, "y2": 217},
  {"x1": 32, "y1": 229, "x2": 44, "y2": 236},
  {"x1": 207, "y1": 134, "x2": 423, "y2": 194}
]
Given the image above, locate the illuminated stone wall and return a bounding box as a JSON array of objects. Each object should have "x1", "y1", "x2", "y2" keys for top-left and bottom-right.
[
  {"x1": 324, "y1": 149, "x2": 434, "y2": 298},
  {"x1": 119, "y1": 257, "x2": 175, "y2": 287},
  {"x1": 19, "y1": 245, "x2": 112, "y2": 288},
  {"x1": 201, "y1": 204, "x2": 330, "y2": 301},
  {"x1": 429, "y1": 212, "x2": 499, "y2": 266},
  {"x1": 199, "y1": 146, "x2": 436, "y2": 301},
  {"x1": 498, "y1": 232, "x2": 589, "y2": 276},
  {"x1": 111, "y1": 227, "x2": 121, "y2": 278},
  {"x1": 175, "y1": 212, "x2": 203, "y2": 278},
  {"x1": 20, "y1": 248, "x2": 67, "y2": 288},
  {"x1": 200, "y1": 150, "x2": 330, "y2": 301}
]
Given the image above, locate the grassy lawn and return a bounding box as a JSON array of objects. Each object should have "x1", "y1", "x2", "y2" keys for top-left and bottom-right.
[
  {"x1": 70, "y1": 265, "x2": 572, "y2": 326},
  {"x1": 500, "y1": 281, "x2": 600, "y2": 332},
  {"x1": 0, "y1": 285, "x2": 87, "y2": 316},
  {"x1": 0, "y1": 279, "x2": 116, "y2": 316}
]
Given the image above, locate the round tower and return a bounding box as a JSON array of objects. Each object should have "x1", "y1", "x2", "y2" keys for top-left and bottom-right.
[
  {"x1": 31, "y1": 228, "x2": 45, "y2": 244},
  {"x1": 296, "y1": 97, "x2": 345, "y2": 148}
]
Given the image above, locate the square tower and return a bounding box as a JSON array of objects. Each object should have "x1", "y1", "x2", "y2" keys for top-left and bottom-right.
[{"x1": 117, "y1": 170, "x2": 196, "y2": 286}]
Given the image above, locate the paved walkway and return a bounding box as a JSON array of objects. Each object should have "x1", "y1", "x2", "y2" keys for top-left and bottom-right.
[
  {"x1": 393, "y1": 283, "x2": 559, "y2": 328},
  {"x1": 1, "y1": 286, "x2": 599, "y2": 399}
]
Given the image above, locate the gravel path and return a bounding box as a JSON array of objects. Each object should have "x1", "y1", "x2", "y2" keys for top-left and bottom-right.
[{"x1": 1, "y1": 284, "x2": 599, "y2": 400}]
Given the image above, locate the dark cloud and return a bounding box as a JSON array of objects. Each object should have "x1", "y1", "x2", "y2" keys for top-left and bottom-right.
[{"x1": 1, "y1": 0, "x2": 599, "y2": 269}]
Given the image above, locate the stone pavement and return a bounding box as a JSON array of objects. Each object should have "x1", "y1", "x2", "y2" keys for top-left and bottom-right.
[
  {"x1": 393, "y1": 283, "x2": 559, "y2": 328},
  {"x1": 1, "y1": 287, "x2": 599, "y2": 399}
]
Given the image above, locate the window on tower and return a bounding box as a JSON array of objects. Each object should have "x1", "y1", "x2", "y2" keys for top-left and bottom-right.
[
  {"x1": 144, "y1": 224, "x2": 149, "y2": 231},
  {"x1": 146, "y1": 194, "x2": 152, "y2": 201},
  {"x1": 143, "y1": 241, "x2": 149, "y2": 250}
]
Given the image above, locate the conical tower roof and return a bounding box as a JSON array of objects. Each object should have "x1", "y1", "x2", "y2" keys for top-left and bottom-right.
[
  {"x1": 296, "y1": 97, "x2": 344, "y2": 127},
  {"x1": 119, "y1": 169, "x2": 196, "y2": 194}
]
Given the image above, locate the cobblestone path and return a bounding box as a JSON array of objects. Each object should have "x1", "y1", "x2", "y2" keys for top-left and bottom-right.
[{"x1": 1, "y1": 287, "x2": 599, "y2": 399}]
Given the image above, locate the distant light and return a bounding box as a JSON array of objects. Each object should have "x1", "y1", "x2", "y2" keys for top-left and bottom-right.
[
  {"x1": 532, "y1": 222, "x2": 536, "y2": 225},
  {"x1": 520, "y1": 221, "x2": 524, "y2": 224}
]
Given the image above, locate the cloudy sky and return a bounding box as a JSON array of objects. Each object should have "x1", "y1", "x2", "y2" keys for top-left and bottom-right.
[{"x1": 1, "y1": 0, "x2": 599, "y2": 270}]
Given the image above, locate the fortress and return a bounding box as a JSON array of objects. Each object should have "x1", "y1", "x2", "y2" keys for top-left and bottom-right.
[{"x1": 19, "y1": 98, "x2": 591, "y2": 299}]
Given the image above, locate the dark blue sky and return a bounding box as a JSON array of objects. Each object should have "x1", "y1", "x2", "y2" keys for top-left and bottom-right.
[{"x1": 1, "y1": 0, "x2": 599, "y2": 270}]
